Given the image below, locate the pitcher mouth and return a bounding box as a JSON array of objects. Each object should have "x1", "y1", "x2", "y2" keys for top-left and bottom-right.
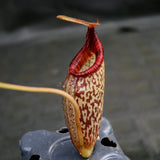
[
  {"x1": 69, "y1": 47, "x2": 96, "y2": 76},
  {"x1": 69, "y1": 27, "x2": 104, "y2": 77}
]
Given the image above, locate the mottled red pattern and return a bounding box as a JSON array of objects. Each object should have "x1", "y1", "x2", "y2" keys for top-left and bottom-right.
[
  {"x1": 63, "y1": 24, "x2": 105, "y2": 156},
  {"x1": 74, "y1": 63, "x2": 104, "y2": 147}
]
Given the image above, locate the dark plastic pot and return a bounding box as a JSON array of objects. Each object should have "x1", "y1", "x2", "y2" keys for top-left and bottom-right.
[{"x1": 19, "y1": 117, "x2": 130, "y2": 160}]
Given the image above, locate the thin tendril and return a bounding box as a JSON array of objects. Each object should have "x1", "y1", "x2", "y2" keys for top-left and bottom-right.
[
  {"x1": 0, "y1": 81, "x2": 84, "y2": 146},
  {"x1": 0, "y1": 81, "x2": 80, "y2": 121}
]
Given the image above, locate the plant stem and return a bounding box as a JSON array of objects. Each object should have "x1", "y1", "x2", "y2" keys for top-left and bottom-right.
[{"x1": 0, "y1": 82, "x2": 80, "y2": 118}]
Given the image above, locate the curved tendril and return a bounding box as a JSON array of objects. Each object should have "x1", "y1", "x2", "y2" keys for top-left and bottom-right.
[
  {"x1": 0, "y1": 81, "x2": 83, "y2": 145},
  {"x1": 0, "y1": 82, "x2": 80, "y2": 115},
  {"x1": 0, "y1": 82, "x2": 77, "y2": 108}
]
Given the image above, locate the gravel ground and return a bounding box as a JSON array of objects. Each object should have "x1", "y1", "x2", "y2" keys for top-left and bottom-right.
[{"x1": 0, "y1": 15, "x2": 160, "y2": 160}]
